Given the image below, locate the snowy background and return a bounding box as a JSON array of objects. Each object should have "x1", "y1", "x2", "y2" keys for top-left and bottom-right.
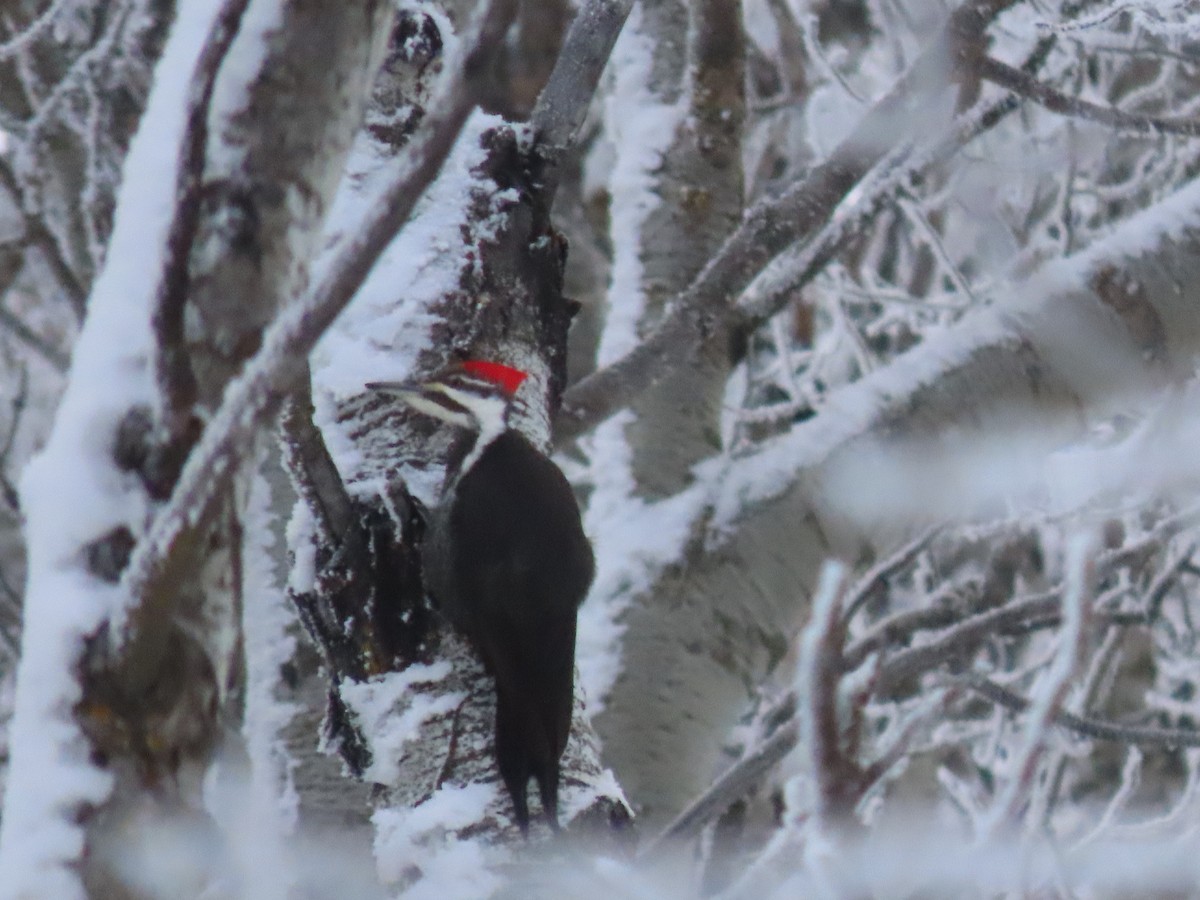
[{"x1": 2, "y1": 0, "x2": 1200, "y2": 897}]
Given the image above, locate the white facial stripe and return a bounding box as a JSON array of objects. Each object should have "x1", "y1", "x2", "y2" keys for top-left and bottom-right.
[
  {"x1": 398, "y1": 390, "x2": 474, "y2": 429},
  {"x1": 427, "y1": 383, "x2": 509, "y2": 476},
  {"x1": 431, "y1": 384, "x2": 508, "y2": 433}
]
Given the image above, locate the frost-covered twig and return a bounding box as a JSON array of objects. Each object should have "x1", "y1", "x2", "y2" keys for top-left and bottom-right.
[
  {"x1": 18, "y1": 4, "x2": 126, "y2": 180},
  {"x1": 0, "y1": 301, "x2": 67, "y2": 372},
  {"x1": 984, "y1": 538, "x2": 1091, "y2": 835},
  {"x1": 0, "y1": 157, "x2": 85, "y2": 318},
  {"x1": 1110, "y1": 750, "x2": 1200, "y2": 839},
  {"x1": 1143, "y1": 543, "x2": 1193, "y2": 621},
  {"x1": 1039, "y1": 625, "x2": 1126, "y2": 824},
  {"x1": 733, "y1": 86, "x2": 1027, "y2": 328},
  {"x1": 0, "y1": 363, "x2": 25, "y2": 492},
  {"x1": 0, "y1": 0, "x2": 72, "y2": 61},
  {"x1": 867, "y1": 591, "x2": 1061, "y2": 692},
  {"x1": 1074, "y1": 746, "x2": 1143, "y2": 848},
  {"x1": 847, "y1": 533, "x2": 1191, "y2": 691},
  {"x1": 1036, "y1": 1, "x2": 1193, "y2": 36},
  {"x1": 643, "y1": 692, "x2": 799, "y2": 854},
  {"x1": 962, "y1": 675, "x2": 1200, "y2": 748},
  {"x1": 895, "y1": 192, "x2": 978, "y2": 305},
  {"x1": 979, "y1": 54, "x2": 1200, "y2": 137},
  {"x1": 841, "y1": 524, "x2": 941, "y2": 626}
]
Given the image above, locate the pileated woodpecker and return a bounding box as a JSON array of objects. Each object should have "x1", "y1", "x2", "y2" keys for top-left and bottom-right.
[{"x1": 368, "y1": 360, "x2": 594, "y2": 833}]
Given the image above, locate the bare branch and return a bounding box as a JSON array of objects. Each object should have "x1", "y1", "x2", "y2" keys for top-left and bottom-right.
[
  {"x1": 978, "y1": 54, "x2": 1200, "y2": 137},
  {"x1": 801, "y1": 562, "x2": 856, "y2": 829},
  {"x1": 279, "y1": 374, "x2": 360, "y2": 553},
  {"x1": 963, "y1": 675, "x2": 1200, "y2": 748},
  {"x1": 841, "y1": 524, "x2": 941, "y2": 626},
  {"x1": 0, "y1": 157, "x2": 86, "y2": 318},
  {"x1": 643, "y1": 695, "x2": 799, "y2": 853},
  {"x1": 0, "y1": 298, "x2": 67, "y2": 371},
  {"x1": 531, "y1": 0, "x2": 634, "y2": 174}
]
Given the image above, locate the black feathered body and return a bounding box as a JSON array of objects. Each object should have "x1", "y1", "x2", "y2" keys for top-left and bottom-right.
[{"x1": 424, "y1": 429, "x2": 594, "y2": 831}]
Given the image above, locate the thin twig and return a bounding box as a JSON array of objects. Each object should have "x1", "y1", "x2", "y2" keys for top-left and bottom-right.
[
  {"x1": 868, "y1": 590, "x2": 1060, "y2": 692},
  {"x1": 841, "y1": 524, "x2": 941, "y2": 626},
  {"x1": 0, "y1": 362, "x2": 27, "y2": 512},
  {"x1": 858, "y1": 540, "x2": 1190, "y2": 692},
  {"x1": 1109, "y1": 749, "x2": 1200, "y2": 840},
  {"x1": 0, "y1": 0, "x2": 71, "y2": 61},
  {"x1": 0, "y1": 157, "x2": 86, "y2": 318},
  {"x1": 842, "y1": 590, "x2": 964, "y2": 674},
  {"x1": 0, "y1": 298, "x2": 69, "y2": 372},
  {"x1": 1074, "y1": 747, "x2": 1142, "y2": 848},
  {"x1": 963, "y1": 674, "x2": 1200, "y2": 748},
  {"x1": 984, "y1": 540, "x2": 1091, "y2": 835},
  {"x1": 642, "y1": 705, "x2": 799, "y2": 854},
  {"x1": 1039, "y1": 624, "x2": 1125, "y2": 825},
  {"x1": 978, "y1": 54, "x2": 1200, "y2": 137},
  {"x1": 1144, "y1": 544, "x2": 1193, "y2": 621}
]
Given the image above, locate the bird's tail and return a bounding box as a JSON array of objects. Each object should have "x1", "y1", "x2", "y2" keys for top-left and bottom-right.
[{"x1": 494, "y1": 685, "x2": 556, "y2": 833}]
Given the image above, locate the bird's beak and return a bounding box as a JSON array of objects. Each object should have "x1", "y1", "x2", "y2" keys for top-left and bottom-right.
[{"x1": 365, "y1": 380, "x2": 426, "y2": 406}]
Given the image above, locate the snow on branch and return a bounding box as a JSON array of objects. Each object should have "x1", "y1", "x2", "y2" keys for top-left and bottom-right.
[
  {"x1": 116, "y1": 0, "x2": 519, "y2": 652},
  {"x1": 0, "y1": 4, "x2": 228, "y2": 891},
  {"x1": 555, "y1": 0, "x2": 1023, "y2": 441},
  {"x1": 709, "y1": 169, "x2": 1200, "y2": 539}
]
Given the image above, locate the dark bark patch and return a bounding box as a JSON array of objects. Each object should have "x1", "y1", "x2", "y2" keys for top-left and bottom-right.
[
  {"x1": 1090, "y1": 263, "x2": 1168, "y2": 367},
  {"x1": 85, "y1": 526, "x2": 136, "y2": 583}
]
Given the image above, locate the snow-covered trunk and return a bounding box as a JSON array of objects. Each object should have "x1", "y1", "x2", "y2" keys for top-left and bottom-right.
[
  {"x1": 587, "y1": 0, "x2": 745, "y2": 824},
  {"x1": 267, "y1": 2, "x2": 634, "y2": 883},
  {"x1": 0, "y1": 0, "x2": 172, "y2": 748},
  {"x1": 622, "y1": 0, "x2": 745, "y2": 500},
  {"x1": 0, "y1": 2, "x2": 391, "y2": 895},
  {"x1": 319, "y1": 117, "x2": 631, "y2": 855}
]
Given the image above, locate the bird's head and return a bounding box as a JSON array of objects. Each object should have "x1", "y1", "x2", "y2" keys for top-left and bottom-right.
[{"x1": 366, "y1": 359, "x2": 530, "y2": 435}]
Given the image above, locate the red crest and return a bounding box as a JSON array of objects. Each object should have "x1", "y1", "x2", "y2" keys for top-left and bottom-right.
[{"x1": 462, "y1": 360, "x2": 529, "y2": 396}]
